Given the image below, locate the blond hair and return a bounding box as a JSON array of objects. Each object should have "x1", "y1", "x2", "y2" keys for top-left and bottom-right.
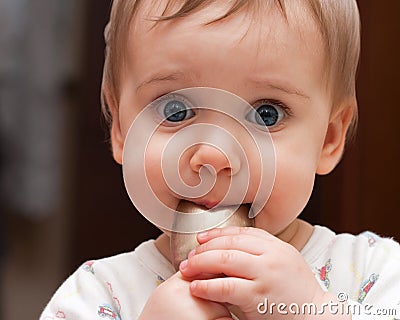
[{"x1": 101, "y1": 0, "x2": 360, "y2": 134}]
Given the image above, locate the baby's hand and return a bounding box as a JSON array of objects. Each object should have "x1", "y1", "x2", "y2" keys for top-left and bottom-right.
[
  {"x1": 139, "y1": 271, "x2": 232, "y2": 320},
  {"x1": 179, "y1": 226, "x2": 334, "y2": 320}
]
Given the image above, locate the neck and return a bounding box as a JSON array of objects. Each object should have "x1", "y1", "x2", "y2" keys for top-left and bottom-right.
[
  {"x1": 275, "y1": 219, "x2": 314, "y2": 251},
  {"x1": 155, "y1": 233, "x2": 172, "y2": 262}
]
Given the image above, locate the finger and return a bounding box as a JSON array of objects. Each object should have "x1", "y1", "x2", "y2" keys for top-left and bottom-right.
[
  {"x1": 197, "y1": 226, "x2": 274, "y2": 244},
  {"x1": 201, "y1": 300, "x2": 232, "y2": 320},
  {"x1": 180, "y1": 250, "x2": 258, "y2": 279},
  {"x1": 190, "y1": 277, "x2": 254, "y2": 308},
  {"x1": 181, "y1": 272, "x2": 225, "y2": 281},
  {"x1": 194, "y1": 234, "x2": 267, "y2": 256}
]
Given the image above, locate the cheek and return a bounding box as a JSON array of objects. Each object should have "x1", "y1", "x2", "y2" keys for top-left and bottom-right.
[
  {"x1": 255, "y1": 137, "x2": 321, "y2": 233},
  {"x1": 274, "y1": 151, "x2": 316, "y2": 210},
  {"x1": 276, "y1": 131, "x2": 323, "y2": 200},
  {"x1": 119, "y1": 103, "x2": 138, "y2": 138},
  {"x1": 144, "y1": 135, "x2": 178, "y2": 209},
  {"x1": 145, "y1": 150, "x2": 162, "y2": 186},
  {"x1": 256, "y1": 161, "x2": 316, "y2": 234}
]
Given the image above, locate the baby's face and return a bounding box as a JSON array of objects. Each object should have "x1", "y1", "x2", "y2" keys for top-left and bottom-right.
[{"x1": 114, "y1": 2, "x2": 335, "y2": 235}]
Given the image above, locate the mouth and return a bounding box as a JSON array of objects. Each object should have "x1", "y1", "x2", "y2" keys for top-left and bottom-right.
[
  {"x1": 192, "y1": 199, "x2": 219, "y2": 209},
  {"x1": 170, "y1": 200, "x2": 254, "y2": 270},
  {"x1": 181, "y1": 198, "x2": 251, "y2": 211}
]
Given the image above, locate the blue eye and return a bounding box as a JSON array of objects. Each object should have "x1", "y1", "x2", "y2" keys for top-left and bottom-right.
[
  {"x1": 246, "y1": 101, "x2": 286, "y2": 128},
  {"x1": 163, "y1": 100, "x2": 190, "y2": 122},
  {"x1": 155, "y1": 95, "x2": 195, "y2": 124}
]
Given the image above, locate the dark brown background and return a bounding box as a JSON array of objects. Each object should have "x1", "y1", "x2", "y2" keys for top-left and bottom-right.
[
  {"x1": 71, "y1": 0, "x2": 400, "y2": 267},
  {"x1": 1, "y1": 1, "x2": 399, "y2": 319}
]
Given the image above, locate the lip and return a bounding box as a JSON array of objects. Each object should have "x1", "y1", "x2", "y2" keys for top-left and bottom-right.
[
  {"x1": 181, "y1": 198, "x2": 251, "y2": 210},
  {"x1": 188, "y1": 199, "x2": 219, "y2": 209}
]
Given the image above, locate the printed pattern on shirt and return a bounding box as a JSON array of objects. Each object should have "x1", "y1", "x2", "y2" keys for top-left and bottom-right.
[
  {"x1": 97, "y1": 303, "x2": 121, "y2": 320},
  {"x1": 317, "y1": 258, "x2": 332, "y2": 289},
  {"x1": 357, "y1": 273, "x2": 379, "y2": 303},
  {"x1": 40, "y1": 228, "x2": 400, "y2": 319}
]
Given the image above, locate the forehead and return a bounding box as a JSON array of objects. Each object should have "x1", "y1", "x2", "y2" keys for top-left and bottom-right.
[
  {"x1": 130, "y1": 0, "x2": 322, "y2": 44},
  {"x1": 128, "y1": 1, "x2": 324, "y2": 61},
  {"x1": 123, "y1": 0, "x2": 326, "y2": 98}
]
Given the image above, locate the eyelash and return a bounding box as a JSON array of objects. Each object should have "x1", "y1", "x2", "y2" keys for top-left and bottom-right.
[
  {"x1": 151, "y1": 93, "x2": 292, "y2": 129},
  {"x1": 152, "y1": 93, "x2": 195, "y2": 125},
  {"x1": 254, "y1": 99, "x2": 292, "y2": 116},
  {"x1": 246, "y1": 98, "x2": 292, "y2": 130}
]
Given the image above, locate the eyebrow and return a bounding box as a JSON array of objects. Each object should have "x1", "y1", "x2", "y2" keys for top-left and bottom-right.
[
  {"x1": 248, "y1": 78, "x2": 310, "y2": 99},
  {"x1": 136, "y1": 71, "x2": 310, "y2": 99},
  {"x1": 136, "y1": 71, "x2": 187, "y2": 93}
]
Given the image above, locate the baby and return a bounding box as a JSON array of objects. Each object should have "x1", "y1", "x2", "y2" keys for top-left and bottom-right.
[{"x1": 41, "y1": 0, "x2": 400, "y2": 319}]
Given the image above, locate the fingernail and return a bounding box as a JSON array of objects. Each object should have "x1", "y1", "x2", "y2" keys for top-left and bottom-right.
[
  {"x1": 188, "y1": 249, "x2": 196, "y2": 258},
  {"x1": 190, "y1": 281, "x2": 198, "y2": 291},
  {"x1": 180, "y1": 259, "x2": 188, "y2": 270},
  {"x1": 197, "y1": 231, "x2": 208, "y2": 239}
]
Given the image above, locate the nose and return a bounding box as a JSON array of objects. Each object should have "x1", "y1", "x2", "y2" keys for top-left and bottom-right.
[{"x1": 189, "y1": 144, "x2": 241, "y2": 176}]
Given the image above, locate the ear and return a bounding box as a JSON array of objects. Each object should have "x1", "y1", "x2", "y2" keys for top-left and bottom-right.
[
  {"x1": 104, "y1": 86, "x2": 124, "y2": 165},
  {"x1": 316, "y1": 97, "x2": 357, "y2": 175}
]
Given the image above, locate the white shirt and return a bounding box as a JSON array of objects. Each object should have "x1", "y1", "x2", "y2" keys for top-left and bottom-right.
[{"x1": 40, "y1": 226, "x2": 400, "y2": 319}]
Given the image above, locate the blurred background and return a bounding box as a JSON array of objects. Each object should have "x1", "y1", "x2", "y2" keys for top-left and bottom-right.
[{"x1": 0, "y1": 0, "x2": 399, "y2": 319}]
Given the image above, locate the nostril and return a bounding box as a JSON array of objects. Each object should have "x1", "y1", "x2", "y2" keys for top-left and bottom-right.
[
  {"x1": 198, "y1": 164, "x2": 217, "y2": 177},
  {"x1": 193, "y1": 164, "x2": 234, "y2": 179},
  {"x1": 222, "y1": 167, "x2": 233, "y2": 176}
]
